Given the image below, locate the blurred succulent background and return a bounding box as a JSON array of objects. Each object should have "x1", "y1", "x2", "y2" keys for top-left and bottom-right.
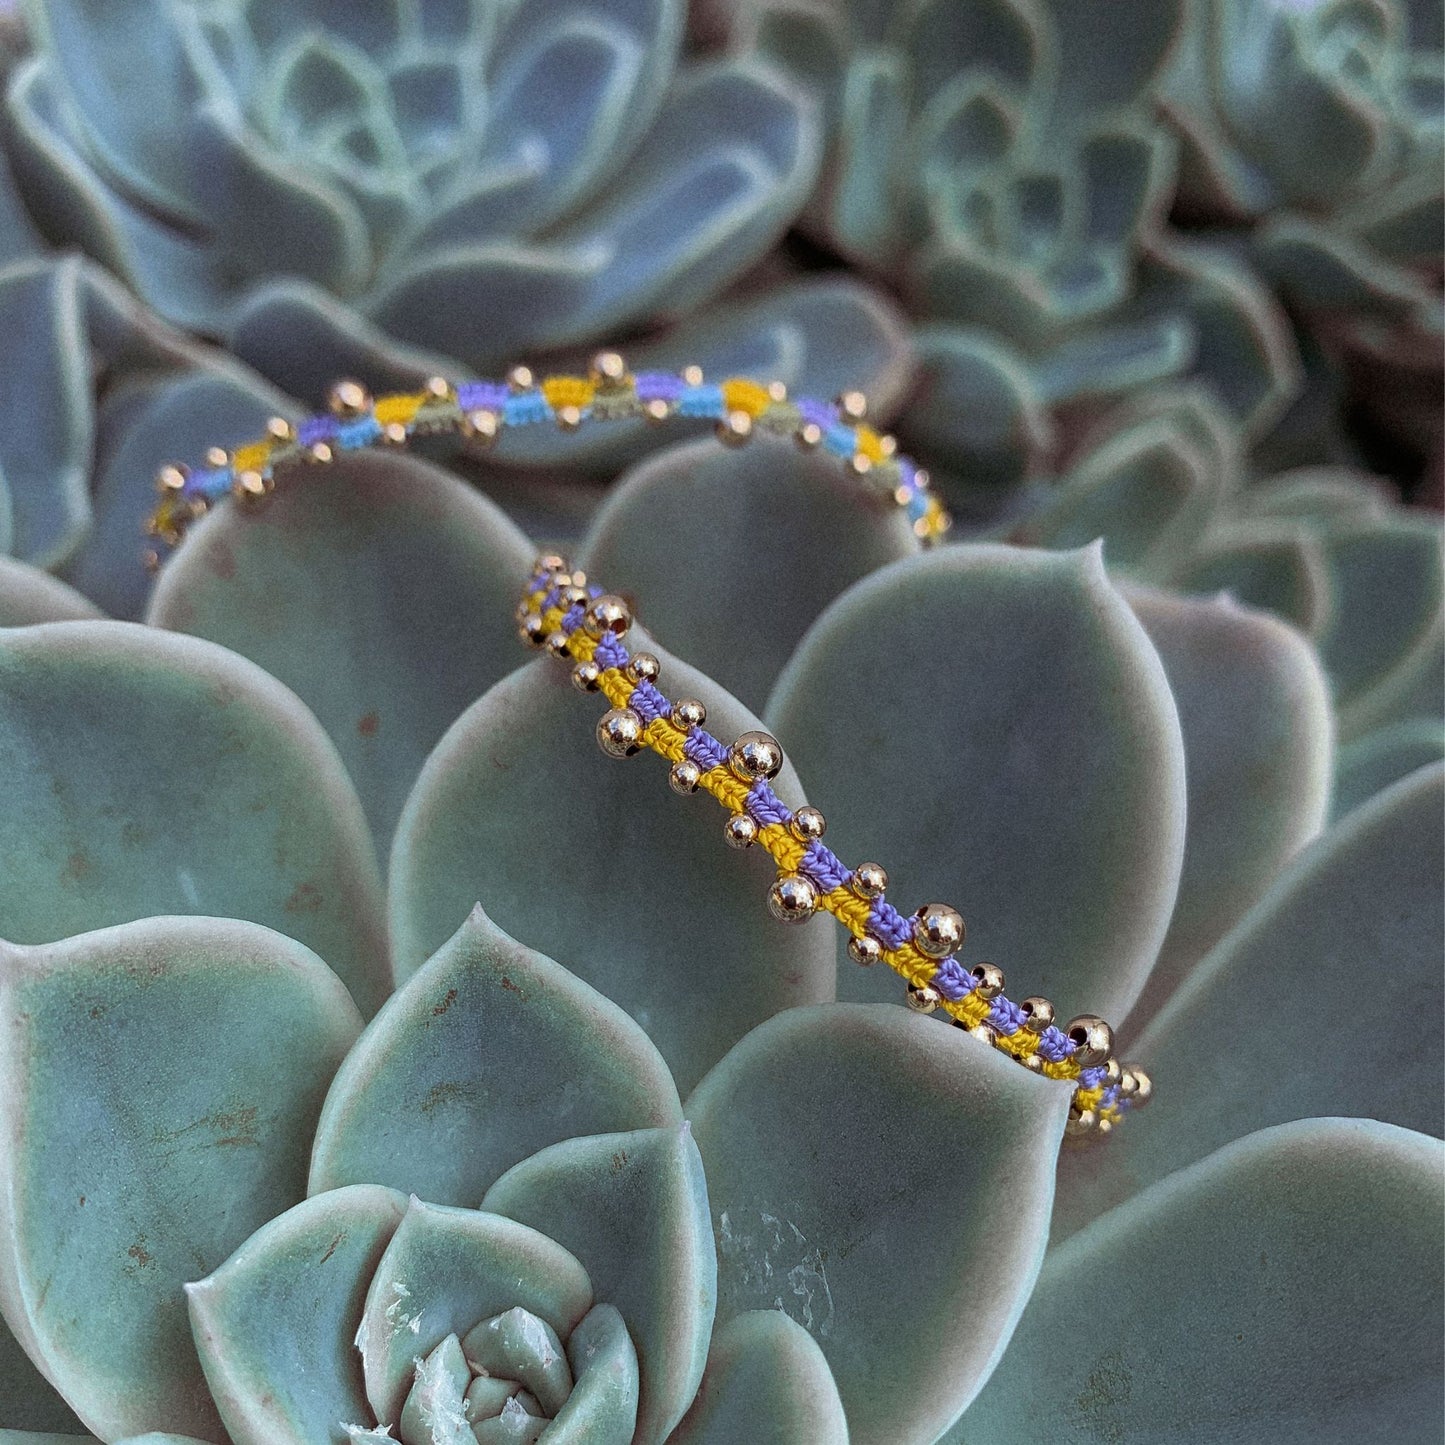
[{"x1": 0, "y1": 0, "x2": 1440, "y2": 1442}]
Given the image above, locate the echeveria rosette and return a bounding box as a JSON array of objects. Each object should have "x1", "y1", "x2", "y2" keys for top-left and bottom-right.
[
  {"x1": 0, "y1": 0, "x2": 912, "y2": 436},
  {"x1": 1162, "y1": 0, "x2": 1445, "y2": 474},
  {"x1": 0, "y1": 437, "x2": 1441, "y2": 1439},
  {"x1": 723, "y1": 0, "x2": 1300, "y2": 501}
]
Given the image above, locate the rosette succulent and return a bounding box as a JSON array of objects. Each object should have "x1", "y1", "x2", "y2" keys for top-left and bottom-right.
[
  {"x1": 1162, "y1": 0, "x2": 1444, "y2": 473},
  {"x1": 0, "y1": 0, "x2": 921, "y2": 436},
  {"x1": 717, "y1": 0, "x2": 1302, "y2": 501},
  {"x1": 0, "y1": 431, "x2": 1440, "y2": 1442}
]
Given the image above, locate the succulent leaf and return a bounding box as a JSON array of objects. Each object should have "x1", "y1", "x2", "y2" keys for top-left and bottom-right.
[
  {"x1": 185, "y1": 1185, "x2": 409, "y2": 1445},
  {"x1": 482, "y1": 1126, "x2": 714, "y2": 1444},
  {"x1": 667, "y1": 1310, "x2": 848, "y2": 1445},
  {"x1": 958, "y1": 1118, "x2": 1444, "y2": 1442},
  {"x1": 390, "y1": 641, "x2": 836, "y2": 1094},
  {"x1": 310, "y1": 907, "x2": 682, "y2": 1207},
  {"x1": 766, "y1": 544, "x2": 1186, "y2": 1023},
  {"x1": 0, "y1": 559, "x2": 100, "y2": 628},
  {"x1": 148, "y1": 449, "x2": 536, "y2": 850},
  {"x1": 579, "y1": 433, "x2": 919, "y2": 713},
  {"x1": 1333, "y1": 717, "x2": 1445, "y2": 820},
  {"x1": 687, "y1": 1003, "x2": 1070, "y2": 1445},
  {"x1": 0, "y1": 621, "x2": 391, "y2": 1016},
  {"x1": 0, "y1": 917, "x2": 362, "y2": 1441}
]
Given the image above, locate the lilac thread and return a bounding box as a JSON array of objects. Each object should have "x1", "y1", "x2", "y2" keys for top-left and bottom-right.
[
  {"x1": 866, "y1": 897, "x2": 914, "y2": 951},
  {"x1": 683, "y1": 730, "x2": 729, "y2": 772},
  {"x1": 1036, "y1": 1026, "x2": 1074, "y2": 1063},
  {"x1": 1078, "y1": 1066, "x2": 1107, "y2": 1090},
  {"x1": 297, "y1": 414, "x2": 338, "y2": 446},
  {"x1": 561, "y1": 604, "x2": 585, "y2": 633},
  {"x1": 931, "y1": 958, "x2": 970, "y2": 1001},
  {"x1": 634, "y1": 372, "x2": 684, "y2": 402},
  {"x1": 797, "y1": 842, "x2": 849, "y2": 893},
  {"x1": 797, "y1": 396, "x2": 836, "y2": 430},
  {"x1": 744, "y1": 781, "x2": 791, "y2": 827},
  {"x1": 593, "y1": 635, "x2": 628, "y2": 670},
  {"x1": 456, "y1": 381, "x2": 509, "y2": 411},
  {"x1": 987, "y1": 996, "x2": 1027, "y2": 1036},
  {"x1": 629, "y1": 680, "x2": 668, "y2": 725}
]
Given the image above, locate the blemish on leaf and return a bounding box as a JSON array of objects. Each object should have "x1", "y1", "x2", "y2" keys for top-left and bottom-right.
[
  {"x1": 285, "y1": 880, "x2": 324, "y2": 914},
  {"x1": 499, "y1": 974, "x2": 528, "y2": 1001},
  {"x1": 61, "y1": 850, "x2": 92, "y2": 884},
  {"x1": 611, "y1": 1150, "x2": 630, "y2": 1174},
  {"x1": 1070, "y1": 1349, "x2": 1133, "y2": 1444},
  {"x1": 420, "y1": 1081, "x2": 471, "y2": 1115},
  {"x1": 209, "y1": 543, "x2": 237, "y2": 581},
  {"x1": 358, "y1": 710, "x2": 380, "y2": 737},
  {"x1": 432, "y1": 987, "x2": 458, "y2": 1017},
  {"x1": 320, "y1": 1231, "x2": 346, "y2": 1265},
  {"x1": 126, "y1": 1237, "x2": 154, "y2": 1270}
]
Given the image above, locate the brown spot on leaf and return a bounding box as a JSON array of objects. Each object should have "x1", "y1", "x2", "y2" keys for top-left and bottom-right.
[
  {"x1": 127, "y1": 1238, "x2": 154, "y2": 1270},
  {"x1": 499, "y1": 975, "x2": 528, "y2": 1001},
  {"x1": 432, "y1": 988, "x2": 458, "y2": 1017},
  {"x1": 61, "y1": 851, "x2": 92, "y2": 885},
  {"x1": 285, "y1": 881, "x2": 324, "y2": 914},
  {"x1": 420, "y1": 1081, "x2": 471, "y2": 1115},
  {"x1": 611, "y1": 1151, "x2": 629, "y2": 1174},
  {"x1": 320, "y1": 1232, "x2": 345, "y2": 1265},
  {"x1": 358, "y1": 710, "x2": 380, "y2": 737},
  {"x1": 209, "y1": 543, "x2": 237, "y2": 581}
]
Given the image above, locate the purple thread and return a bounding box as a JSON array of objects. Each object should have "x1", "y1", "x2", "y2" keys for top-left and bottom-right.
[
  {"x1": 797, "y1": 841, "x2": 849, "y2": 892},
  {"x1": 931, "y1": 958, "x2": 970, "y2": 1001},
  {"x1": 629, "y1": 680, "x2": 668, "y2": 725},
  {"x1": 1078, "y1": 1066, "x2": 1107, "y2": 1090},
  {"x1": 456, "y1": 380, "x2": 509, "y2": 411},
  {"x1": 1037, "y1": 1026, "x2": 1074, "y2": 1063},
  {"x1": 745, "y1": 781, "x2": 791, "y2": 827},
  {"x1": 797, "y1": 396, "x2": 836, "y2": 430},
  {"x1": 561, "y1": 604, "x2": 585, "y2": 632},
  {"x1": 593, "y1": 634, "x2": 628, "y2": 670},
  {"x1": 298, "y1": 414, "x2": 339, "y2": 446},
  {"x1": 683, "y1": 730, "x2": 729, "y2": 771},
  {"x1": 634, "y1": 371, "x2": 684, "y2": 402},
  {"x1": 1100, "y1": 1084, "x2": 1122, "y2": 1112},
  {"x1": 866, "y1": 898, "x2": 914, "y2": 951},
  {"x1": 987, "y1": 996, "x2": 1027, "y2": 1036},
  {"x1": 543, "y1": 586, "x2": 564, "y2": 611}
]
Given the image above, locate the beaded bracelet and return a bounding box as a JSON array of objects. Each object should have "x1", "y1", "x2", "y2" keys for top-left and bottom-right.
[
  {"x1": 143, "y1": 354, "x2": 950, "y2": 565},
  {"x1": 516, "y1": 559, "x2": 1150, "y2": 1139},
  {"x1": 144, "y1": 356, "x2": 1145, "y2": 1139}
]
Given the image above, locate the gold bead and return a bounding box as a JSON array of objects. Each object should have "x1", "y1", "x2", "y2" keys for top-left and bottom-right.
[
  {"x1": 1065, "y1": 1108, "x2": 1098, "y2": 1138},
  {"x1": 669, "y1": 760, "x2": 701, "y2": 795},
  {"x1": 724, "y1": 814, "x2": 758, "y2": 849},
  {"x1": 672, "y1": 698, "x2": 706, "y2": 729},
  {"x1": 535, "y1": 552, "x2": 569, "y2": 574},
  {"x1": 142, "y1": 548, "x2": 161, "y2": 574},
  {"x1": 424, "y1": 375, "x2": 452, "y2": 400},
  {"x1": 328, "y1": 378, "x2": 371, "y2": 417},
  {"x1": 1103, "y1": 1057, "x2": 1122, "y2": 1086},
  {"x1": 231, "y1": 470, "x2": 270, "y2": 502},
  {"x1": 205, "y1": 446, "x2": 230, "y2": 469},
  {"x1": 796, "y1": 421, "x2": 823, "y2": 450},
  {"x1": 837, "y1": 389, "x2": 868, "y2": 421},
  {"x1": 559, "y1": 585, "x2": 589, "y2": 609},
  {"x1": 571, "y1": 660, "x2": 601, "y2": 692},
  {"x1": 876, "y1": 434, "x2": 898, "y2": 458},
  {"x1": 584, "y1": 595, "x2": 632, "y2": 639},
  {"x1": 1021, "y1": 1054, "x2": 1044, "y2": 1072},
  {"x1": 846, "y1": 453, "x2": 872, "y2": 477},
  {"x1": 766, "y1": 380, "x2": 789, "y2": 403},
  {"x1": 597, "y1": 707, "x2": 644, "y2": 758},
  {"x1": 1096, "y1": 1117, "x2": 1114, "y2": 1136},
  {"x1": 555, "y1": 404, "x2": 584, "y2": 431},
  {"x1": 591, "y1": 351, "x2": 627, "y2": 384},
  {"x1": 155, "y1": 464, "x2": 187, "y2": 495},
  {"x1": 1118, "y1": 1069, "x2": 1138, "y2": 1099},
  {"x1": 969, "y1": 962, "x2": 1005, "y2": 999},
  {"x1": 266, "y1": 415, "x2": 295, "y2": 442},
  {"x1": 848, "y1": 934, "x2": 882, "y2": 966},
  {"x1": 1128, "y1": 1066, "x2": 1153, "y2": 1107},
  {"x1": 519, "y1": 612, "x2": 547, "y2": 647},
  {"x1": 767, "y1": 874, "x2": 818, "y2": 923},
  {"x1": 543, "y1": 630, "x2": 570, "y2": 658},
  {"x1": 308, "y1": 442, "x2": 334, "y2": 463},
  {"x1": 643, "y1": 397, "x2": 671, "y2": 425},
  {"x1": 1019, "y1": 997, "x2": 1055, "y2": 1033},
  {"x1": 728, "y1": 731, "x2": 783, "y2": 782},
  {"x1": 381, "y1": 421, "x2": 408, "y2": 445},
  {"x1": 906, "y1": 984, "x2": 941, "y2": 1013},
  {"x1": 790, "y1": 806, "x2": 826, "y2": 841},
  {"x1": 1065, "y1": 1016, "x2": 1115, "y2": 1068},
  {"x1": 913, "y1": 903, "x2": 965, "y2": 959},
  {"x1": 967, "y1": 1023, "x2": 995, "y2": 1045},
  {"x1": 716, "y1": 410, "x2": 753, "y2": 447},
  {"x1": 626, "y1": 652, "x2": 660, "y2": 684},
  {"x1": 851, "y1": 863, "x2": 888, "y2": 900},
  {"x1": 467, "y1": 409, "x2": 500, "y2": 446},
  {"x1": 507, "y1": 365, "x2": 535, "y2": 392},
  {"x1": 681, "y1": 364, "x2": 704, "y2": 386}
]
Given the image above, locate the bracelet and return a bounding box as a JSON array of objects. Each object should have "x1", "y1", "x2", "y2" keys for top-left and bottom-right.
[
  {"x1": 516, "y1": 558, "x2": 1150, "y2": 1139},
  {"x1": 143, "y1": 354, "x2": 951, "y2": 566},
  {"x1": 143, "y1": 355, "x2": 1145, "y2": 1139}
]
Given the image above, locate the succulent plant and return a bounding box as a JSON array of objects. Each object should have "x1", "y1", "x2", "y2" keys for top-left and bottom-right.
[
  {"x1": 0, "y1": 0, "x2": 925, "y2": 432},
  {"x1": 0, "y1": 430, "x2": 1440, "y2": 1442},
  {"x1": 714, "y1": 0, "x2": 1302, "y2": 502},
  {"x1": 1162, "y1": 0, "x2": 1444, "y2": 476}
]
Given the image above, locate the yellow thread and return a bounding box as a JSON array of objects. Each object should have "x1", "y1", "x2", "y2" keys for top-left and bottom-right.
[
  {"x1": 855, "y1": 425, "x2": 887, "y2": 463},
  {"x1": 232, "y1": 441, "x2": 271, "y2": 474},
  {"x1": 375, "y1": 392, "x2": 426, "y2": 426},
  {"x1": 720, "y1": 378, "x2": 773, "y2": 418},
  {"x1": 542, "y1": 375, "x2": 595, "y2": 410}
]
